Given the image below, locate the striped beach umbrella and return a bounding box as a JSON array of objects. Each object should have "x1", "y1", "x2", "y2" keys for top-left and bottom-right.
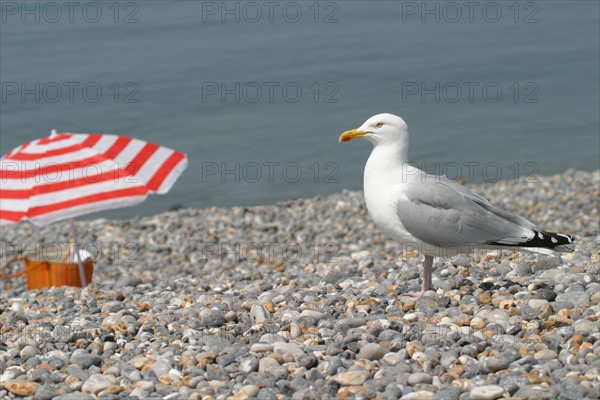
[
  {"x1": 1, "y1": 130, "x2": 188, "y2": 285},
  {"x1": 1, "y1": 130, "x2": 188, "y2": 225}
]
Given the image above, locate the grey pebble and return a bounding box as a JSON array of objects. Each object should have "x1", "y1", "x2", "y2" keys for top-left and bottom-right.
[
  {"x1": 514, "y1": 263, "x2": 532, "y2": 276},
  {"x1": 81, "y1": 374, "x2": 116, "y2": 394},
  {"x1": 357, "y1": 343, "x2": 387, "y2": 361},
  {"x1": 407, "y1": 372, "x2": 433, "y2": 386},
  {"x1": 0, "y1": 170, "x2": 598, "y2": 400},
  {"x1": 69, "y1": 354, "x2": 102, "y2": 370},
  {"x1": 251, "y1": 304, "x2": 271, "y2": 323},
  {"x1": 482, "y1": 356, "x2": 510, "y2": 372},
  {"x1": 34, "y1": 383, "x2": 68, "y2": 400},
  {"x1": 532, "y1": 256, "x2": 562, "y2": 272},
  {"x1": 556, "y1": 291, "x2": 590, "y2": 307},
  {"x1": 533, "y1": 289, "x2": 557, "y2": 301},
  {"x1": 273, "y1": 342, "x2": 304, "y2": 357},
  {"x1": 573, "y1": 319, "x2": 597, "y2": 334},
  {"x1": 53, "y1": 393, "x2": 95, "y2": 400},
  {"x1": 555, "y1": 378, "x2": 588, "y2": 400},
  {"x1": 514, "y1": 385, "x2": 557, "y2": 399},
  {"x1": 433, "y1": 387, "x2": 462, "y2": 400},
  {"x1": 469, "y1": 385, "x2": 505, "y2": 400},
  {"x1": 65, "y1": 366, "x2": 90, "y2": 381}
]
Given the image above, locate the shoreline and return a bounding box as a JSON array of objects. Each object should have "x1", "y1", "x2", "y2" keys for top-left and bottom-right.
[{"x1": 0, "y1": 169, "x2": 598, "y2": 399}]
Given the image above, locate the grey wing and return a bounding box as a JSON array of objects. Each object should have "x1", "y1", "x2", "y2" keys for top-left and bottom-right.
[{"x1": 396, "y1": 177, "x2": 536, "y2": 248}]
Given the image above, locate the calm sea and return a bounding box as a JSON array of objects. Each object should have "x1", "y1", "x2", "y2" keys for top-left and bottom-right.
[{"x1": 1, "y1": 1, "x2": 598, "y2": 221}]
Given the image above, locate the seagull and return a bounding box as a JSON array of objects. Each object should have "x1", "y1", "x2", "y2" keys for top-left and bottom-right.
[{"x1": 339, "y1": 113, "x2": 574, "y2": 294}]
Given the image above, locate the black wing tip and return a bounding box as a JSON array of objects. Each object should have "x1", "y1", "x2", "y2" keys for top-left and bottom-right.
[
  {"x1": 544, "y1": 231, "x2": 574, "y2": 244},
  {"x1": 489, "y1": 230, "x2": 575, "y2": 251}
]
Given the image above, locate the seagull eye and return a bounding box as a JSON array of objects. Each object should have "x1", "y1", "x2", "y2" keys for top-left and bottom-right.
[{"x1": 375, "y1": 122, "x2": 383, "y2": 128}]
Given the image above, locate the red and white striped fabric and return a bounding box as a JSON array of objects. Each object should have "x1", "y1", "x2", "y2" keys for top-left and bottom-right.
[{"x1": 0, "y1": 131, "x2": 188, "y2": 225}]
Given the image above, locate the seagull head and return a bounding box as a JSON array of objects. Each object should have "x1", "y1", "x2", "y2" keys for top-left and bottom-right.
[{"x1": 339, "y1": 113, "x2": 409, "y2": 147}]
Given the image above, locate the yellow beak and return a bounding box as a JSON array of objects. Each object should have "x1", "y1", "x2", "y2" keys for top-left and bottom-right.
[{"x1": 339, "y1": 128, "x2": 367, "y2": 143}]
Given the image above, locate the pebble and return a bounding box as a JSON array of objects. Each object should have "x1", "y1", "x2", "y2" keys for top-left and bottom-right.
[
  {"x1": 34, "y1": 383, "x2": 69, "y2": 400},
  {"x1": 251, "y1": 343, "x2": 273, "y2": 353},
  {"x1": 528, "y1": 299, "x2": 549, "y2": 310},
  {"x1": 482, "y1": 356, "x2": 510, "y2": 372},
  {"x1": 357, "y1": 343, "x2": 387, "y2": 360},
  {"x1": 235, "y1": 384, "x2": 260, "y2": 398},
  {"x1": 514, "y1": 263, "x2": 532, "y2": 276},
  {"x1": 239, "y1": 358, "x2": 258, "y2": 374},
  {"x1": 534, "y1": 350, "x2": 558, "y2": 361},
  {"x1": 272, "y1": 342, "x2": 304, "y2": 357},
  {"x1": 532, "y1": 256, "x2": 561, "y2": 272},
  {"x1": 19, "y1": 345, "x2": 40, "y2": 360},
  {"x1": 70, "y1": 354, "x2": 102, "y2": 369},
  {"x1": 250, "y1": 304, "x2": 271, "y2": 323},
  {"x1": 299, "y1": 310, "x2": 328, "y2": 320},
  {"x1": 81, "y1": 374, "x2": 117, "y2": 394},
  {"x1": 469, "y1": 385, "x2": 505, "y2": 400},
  {"x1": 555, "y1": 291, "x2": 590, "y2": 307},
  {"x1": 407, "y1": 372, "x2": 433, "y2": 385},
  {"x1": 573, "y1": 319, "x2": 597, "y2": 335},
  {"x1": 258, "y1": 357, "x2": 281, "y2": 375},
  {"x1": 334, "y1": 370, "x2": 370, "y2": 386},
  {"x1": 401, "y1": 391, "x2": 435, "y2": 400},
  {"x1": 382, "y1": 352, "x2": 403, "y2": 366},
  {"x1": 5, "y1": 380, "x2": 39, "y2": 396},
  {"x1": 534, "y1": 289, "x2": 558, "y2": 301},
  {"x1": 0, "y1": 170, "x2": 597, "y2": 399},
  {"x1": 514, "y1": 385, "x2": 557, "y2": 399},
  {"x1": 53, "y1": 393, "x2": 95, "y2": 400}
]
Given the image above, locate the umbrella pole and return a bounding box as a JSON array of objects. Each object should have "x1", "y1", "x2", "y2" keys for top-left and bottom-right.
[{"x1": 69, "y1": 218, "x2": 87, "y2": 287}]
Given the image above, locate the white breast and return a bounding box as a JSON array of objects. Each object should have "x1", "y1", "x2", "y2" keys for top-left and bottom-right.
[{"x1": 363, "y1": 152, "x2": 422, "y2": 247}]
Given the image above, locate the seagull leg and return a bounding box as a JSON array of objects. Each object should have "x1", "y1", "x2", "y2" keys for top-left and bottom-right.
[
  {"x1": 421, "y1": 255, "x2": 434, "y2": 293},
  {"x1": 402, "y1": 255, "x2": 435, "y2": 297}
]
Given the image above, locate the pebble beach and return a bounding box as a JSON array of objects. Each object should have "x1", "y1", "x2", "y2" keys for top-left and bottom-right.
[{"x1": 0, "y1": 169, "x2": 599, "y2": 400}]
